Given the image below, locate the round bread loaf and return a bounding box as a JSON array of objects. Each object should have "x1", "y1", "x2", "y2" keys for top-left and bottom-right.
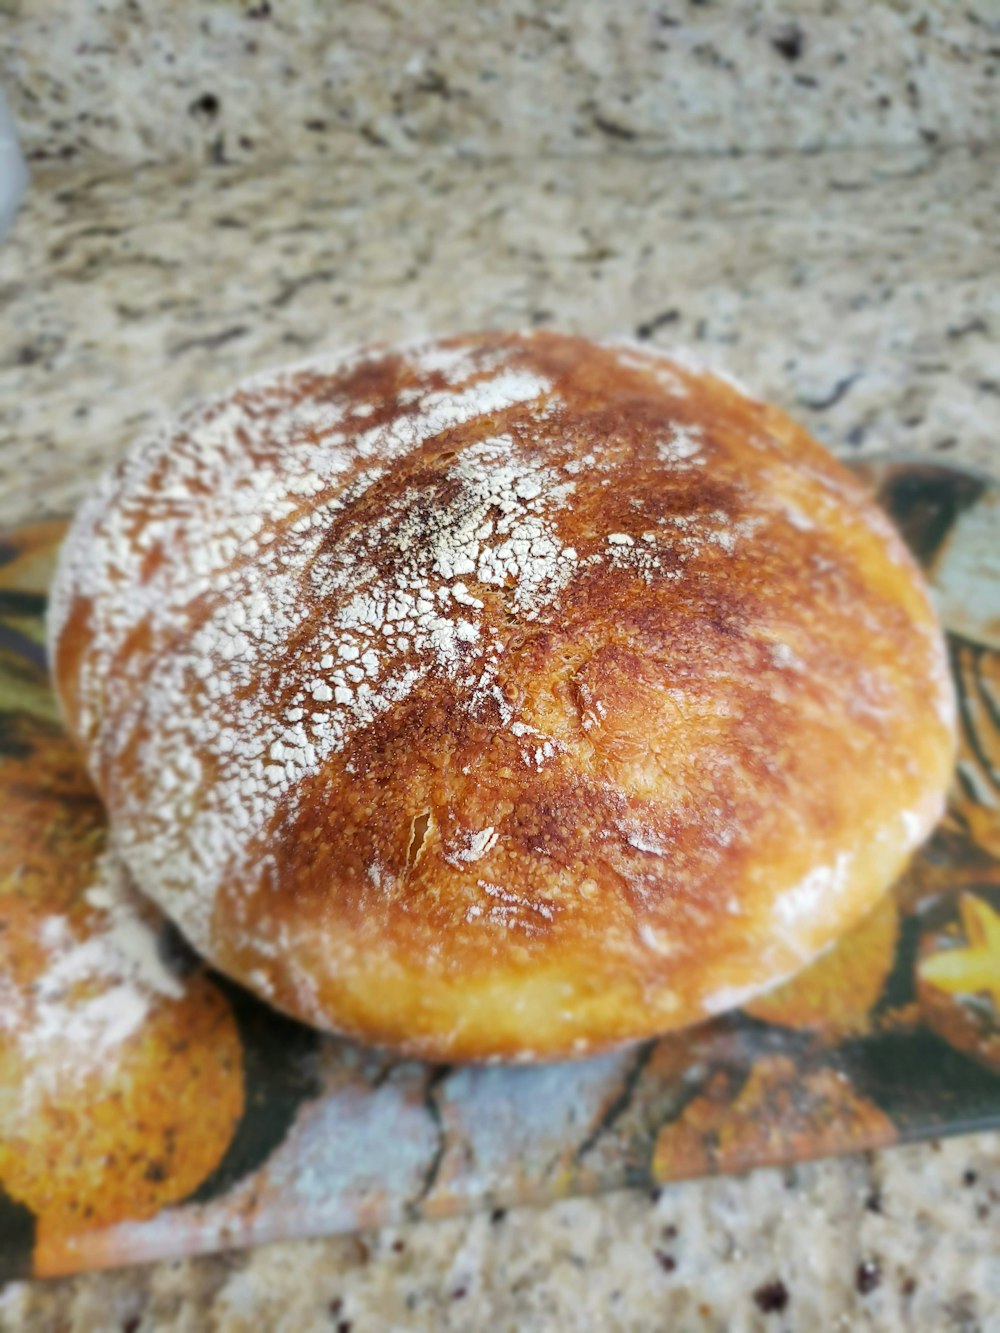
[{"x1": 49, "y1": 332, "x2": 956, "y2": 1061}]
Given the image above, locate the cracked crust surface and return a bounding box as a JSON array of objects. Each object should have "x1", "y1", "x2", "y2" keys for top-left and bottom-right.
[{"x1": 50, "y1": 332, "x2": 956, "y2": 1059}]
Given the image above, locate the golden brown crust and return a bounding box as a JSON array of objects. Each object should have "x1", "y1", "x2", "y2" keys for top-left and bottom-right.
[{"x1": 50, "y1": 332, "x2": 956, "y2": 1060}]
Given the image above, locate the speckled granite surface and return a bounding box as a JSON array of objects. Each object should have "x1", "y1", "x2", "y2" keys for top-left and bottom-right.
[
  {"x1": 1, "y1": 145, "x2": 998, "y2": 528},
  {"x1": 2, "y1": 1135, "x2": 999, "y2": 1330},
  {"x1": 0, "y1": 138, "x2": 999, "y2": 1329},
  {"x1": 2, "y1": 1, "x2": 999, "y2": 167}
]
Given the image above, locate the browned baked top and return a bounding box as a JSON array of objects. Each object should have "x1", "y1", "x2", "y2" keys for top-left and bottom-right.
[{"x1": 50, "y1": 332, "x2": 956, "y2": 1060}]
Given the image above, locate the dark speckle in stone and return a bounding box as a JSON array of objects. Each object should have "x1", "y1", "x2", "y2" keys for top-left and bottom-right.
[
  {"x1": 592, "y1": 113, "x2": 638, "y2": 141},
  {"x1": 799, "y1": 372, "x2": 861, "y2": 412},
  {"x1": 772, "y1": 25, "x2": 804, "y2": 61},
  {"x1": 963, "y1": 1169, "x2": 978, "y2": 1186},
  {"x1": 189, "y1": 92, "x2": 220, "y2": 119},
  {"x1": 170, "y1": 325, "x2": 248, "y2": 356},
  {"x1": 359, "y1": 124, "x2": 389, "y2": 148},
  {"x1": 856, "y1": 1260, "x2": 881, "y2": 1295},
  {"x1": 945, "y1": 1294, "x2": 979, "y2": 1327},
  {"x1": 635, "y1": 309, "x2": 680, "y2": 341},
  {"x1": 753, "y1": 1280, "x2": 789, "y2": 1314},
  {"x1": 846, "y1": 423, "x2": 870, "y2": 447},
  {"x1": 414, "y1": 70, "x2": 455, "y2": 100},
  {"x1": 948, "y1": 317, "x2": 989, "y2": 339}
]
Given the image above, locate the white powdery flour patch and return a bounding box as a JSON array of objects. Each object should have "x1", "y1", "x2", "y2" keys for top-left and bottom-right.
[
  {"x1": 702, "y1": 967, "x2": 802, "y2": 1017},
  {"x1": 769, "y1": 641, "x2": 805, "y2": 672},
  {"x1": 783, "y1": 501, "x2": 815, "y2": 532},
  {"x1": 510, "y1": 719, "x2": 561, "y2": 769},
  {"x1": 446, "y1": 826, "x2": 500, "y2": 868},
  {"x1": 0, "y1": 853, "x2": 182, "y2": 1109},
  {"x1": 602, "y1": 339, "x2": 691, "y2": 398},
  {"x1": 50, "y1": 335, "x2": 765, "y2": 957},
  {"x1": 605, "y1": 502, "x2": 751, "y2": 584},
  {"x1": 653, "y1": 345, "x2": 757, "y2": 398},
  {"x1": 605, "y1": 530, "x2": 674, "y2": 584},
  {"x1": 656, "y1": 422, "x2": 705, "y2": 467},
  {"x1": 901, "y1": 809, "x2": 926, "y2": 841},
  {"x1": 50, "y1": 341, "x2": 581, "y2": 948},
  {"x1": 772, "y1": 851, "x2": 853, "y2": 955},
  {"x1": 602, "y1": 338, "x2": 757, "y2": 399},
  {"x1": 467, "y1": 880, "x2": 556, "y2": 934},
  {"x1": 627, "y1": 829, "x2": 670, "y2": 856}
]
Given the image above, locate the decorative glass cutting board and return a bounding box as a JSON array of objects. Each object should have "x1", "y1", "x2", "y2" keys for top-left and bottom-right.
[{"x1": 0, "y1": 460, "x2": 997, "y2": 1280}]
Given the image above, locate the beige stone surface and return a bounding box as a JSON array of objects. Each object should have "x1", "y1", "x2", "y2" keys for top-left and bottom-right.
[
  {"x1": 1, "y1": 1133, "x2": 999, "y2": 1331},
  {"x1": 1, "y1": 146, "x2": 998, "y2": 528},
  {"x1": 1, "y1": 1, "x2": 998, "y2": 168}
]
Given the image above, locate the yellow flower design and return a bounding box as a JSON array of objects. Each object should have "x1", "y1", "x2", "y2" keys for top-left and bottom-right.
[{"x1": 919, "y1": 894, "x2": 1000, "y2": 1007}]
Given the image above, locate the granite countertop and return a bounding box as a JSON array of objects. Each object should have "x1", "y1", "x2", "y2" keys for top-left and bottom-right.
[
  {"x1": 4, "y1": 2, "x2": 999, "y2": 166},
  {"x1": 2, "y1": 144, "x2": 998, "y2": 525},
  {"x1": 1, "y1": 1133, "x2": 999, "y2": 1331},
  {"x1": 0, "y1": 137, "x2": 999, "y2": 1331}
]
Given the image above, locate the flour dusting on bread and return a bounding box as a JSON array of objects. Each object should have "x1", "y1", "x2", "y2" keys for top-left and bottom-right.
[
  {"x1": 50, "y1": 342, "x2": 581, "y2": 946},
  {"x1": 49, "y1": 332, "x2": 957, "y2": 1059}
]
